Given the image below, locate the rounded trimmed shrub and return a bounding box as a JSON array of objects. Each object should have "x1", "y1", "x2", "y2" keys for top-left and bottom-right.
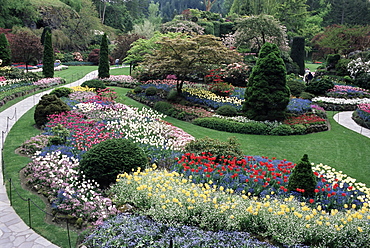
[
  {"x1": 287, "y1": 154, "x2": 317, "y2": 197},
  {"x1": 79, "y1": 138, "x2": 147, "y2": 189},
  {"x1": 133, "y1": 86, "x2": 143, "y2": 93},
  {"x1": 167, "y1": 89, "x2": 180, "y2": 102},
  {"x1": 216, "y1": 105, "x2": 238, "y2": 116},
  {"x1": 50, "y1": 87, "x2": 74, "y2": 98},
  {"x1": 286, "y1": 75, "x2": 306, "y2": 97},
  {"x1": 145, "y1": 86, "x2": 157, "y2": 96},
  {"x1": 305, "y1": 76, "x2": 334, "y2": 96},
  {"x1": 34, "y1": 94, "x2": 70, "y2": 128},
  {"x1": 81, "y1": 79, "x2": 107, "y2": 90},
  {"x1": 153, "y1": 101, "x2": 174, "y2": 114}
]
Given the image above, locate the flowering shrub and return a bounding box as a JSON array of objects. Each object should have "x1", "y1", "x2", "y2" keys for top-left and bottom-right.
[
  {"x1": 24, "y1": 151, "x2": 118, "y2": 226},
  {"x1": 18, "y1": 134, "x2": 50, "y2": 155},
  {"x1": 33, "y1": 77, "x2": 65, "y2": 88},
  {"x1": 101, "y1": 75, "x2": 140, "y2": 87},
  {"x1": 110, "y1": 165, "x2": 370, "y2": 247},
  {"x1": 347, "y1": 57, "x2": 370, "y2": 78},
  {"x1": 209, "y1": 81, "x2": 234, "y2": 96},
  {"x1": 327, "y1": 85, "x2": 370, "y2": 99}
]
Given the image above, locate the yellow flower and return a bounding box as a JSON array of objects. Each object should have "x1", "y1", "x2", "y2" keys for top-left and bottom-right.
[
  {"x1": 229, "y1": 215, "x2": 235, "y2": 219},
  {"x1": 162, "y1": 205, "x2": 166, "y2": 209},
  {"x1": 358, "y1": 227, "x2": 363, "y2": 232},
  {"x1": 306, "y1": 224, "x2": 310, "y2": 228}
]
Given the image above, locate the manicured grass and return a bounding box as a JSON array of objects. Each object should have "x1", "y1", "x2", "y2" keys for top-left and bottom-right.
[
  {"x1": 54, "y1": 66, "x2": 98, "y2": 83},
  {"x1": 110, "y1": 66, "x2": 131, "y2": 76},
  {"x1": 305, "y1": 62, "x2": 324, "y2": 72},
  {"x1": 3, "y1": 107, "x2": 79, "y2": 248},
  {"x1": 112, "y1": 87, "x2": 370, "y2": 186}
]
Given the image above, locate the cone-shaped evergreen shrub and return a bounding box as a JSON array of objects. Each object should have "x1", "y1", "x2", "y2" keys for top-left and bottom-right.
[
  {"x1": 34, "y1": 94, "x2": 70, "y2": 128},
  {"x1": 98, "y1": 33, "x2": 110, "y2": 79},
  {"x1": 79, "y1": 138, "x2": 148, "y2": 189},
  {"x1": 287, "y1": 154, "x2": 317, "y2": 197},
  {"x1": 243, "y1": 42, "x2": 290, "y2": 121},
  {"x1": 290, "y1": 37, "x2": 305, "y2": 76},
  {"x1": 42, "y1": 29, "x2": 55, "y2": 78}
]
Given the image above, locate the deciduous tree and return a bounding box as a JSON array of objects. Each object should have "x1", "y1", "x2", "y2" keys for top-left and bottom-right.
[
  {"x1": 8, "y1": 31, "x2": 43, "y2": 72},
  {"x1": 141, "y1": 34, "x2": 241, "y2": 93},
  {"x1": 234, "y1": 14, "x2": 288, "y2": 53}
]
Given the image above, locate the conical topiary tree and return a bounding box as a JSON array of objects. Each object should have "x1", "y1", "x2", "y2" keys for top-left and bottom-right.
[
  {"x1": 0, "y1": 33, "x2": 11, "y2": 66},
  {"x1": 98, "y1": 33, "x2": 110, "y2": 79},
  {"x1": 42, "y1": 29, "x2": 55, "y2": 78},
  {"x1": 242, "y1": 42, "x2": 290, "y2": 121},
  {"x1": 287, "y1": 154, "x2": 317, "y2": 197},
  {"x1": 290, "y1": 37, "x2": 305, "y2": 76}
]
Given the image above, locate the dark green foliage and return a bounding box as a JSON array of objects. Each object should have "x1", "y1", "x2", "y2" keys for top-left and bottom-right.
[
  {"x1": 133, "y1": 86, "x2": 144, "y2": 93},
  {"x1": 299, "y1": 91, "x2": 315, "y2": 100},
  {"x1": 80, "y1": 138, "x2": 147, "y2": 189},
  {"x1": 287, "y1": 154, "x2": 317, "y2": 197},
  {"x1": 34, "y1": 94, "x2": 70, "y2": 128},
  {"x1": 354, "y1": 73, "x2": 370, "y2": 90},
  {"x1": 216, "y1": 105, "x2": 237, "y2": 116},
  {"x1": 269, "y1": 124, "x2": 293, "y2": 136},
  {"x1": 153, "y1": 101, "x2": 174, "y2": 114},
  {"x1": 192, "y1": 117, "x2": 270, "y2": 135},
  {"x1": 212, "y1": 21, "x2": 220, "y2": 37},
  {"x1": 306, "y1": 76, "x2": 334, "y2": 96},
  {"x1": 286, "y1": 74, "x2": 306, "y2": 97},
  {"x1": 243, "y1": 42, "x2": 290, "y2": 121},
  {"x1": 50, "y1": 87, "x2": 74, "y2": 98},
  {"x1": 198, "y1": 21, "x2": 214, "y2": 35},
  {"x1": 167, "y1": 89, "x2": 180, "y2": 102},
  {"x1": 0, "y1": 33, "x2": 11, "y2": 66},
  {"x1": 145, "y1": 86, "x2": 157, "y2": 96},
  {"x1": 326, "y1": 54, "x2": 341, "y2": 70},
  {"x1": 185, "y1": 136, "x2": 243, "y2": 161},
  {"x1": 98, "y1": 33, "x2": 110, "y2": 79},
  {"x1": 335, "y1": 59, "x2": 351, "y2": 76},
  {"x1": 290, "y1": 37, "x2": 305, "y2": 75},
  {"x1": 81, "y1": 79, "x2": 107, "y2": 90},
  {"x1": 219, "y1": 22, "x2": 235, "y2": 36},
  {"x1": 42, "y1": 30, "x2": 54, "y2": 78}
]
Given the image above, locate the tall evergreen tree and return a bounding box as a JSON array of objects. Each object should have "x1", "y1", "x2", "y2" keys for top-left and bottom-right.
[
  {"x1": 42, "y1": 29, "x2": 55, "y2": 78},
  {"x1": 0, "y1": 33, "x2": 11, "y2": 66},
  {"x1": 242, "y1": 42, "x2": 290, "y2": 121},
  {"x1": 98, "y1": 33, "x2": 110, "y2": 79},
  {"x1": 290, "y1": 37, "x2": 305, "y2": 76}
]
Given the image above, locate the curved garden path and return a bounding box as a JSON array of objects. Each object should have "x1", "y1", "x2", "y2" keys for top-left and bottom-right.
[{"x1": 0, "y1": 71, "x2": 369, "y2": 247}]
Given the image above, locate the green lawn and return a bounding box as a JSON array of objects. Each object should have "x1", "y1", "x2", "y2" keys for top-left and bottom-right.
[{"x1": 113, "y1": 87, "x2": 370, "y2": 186}]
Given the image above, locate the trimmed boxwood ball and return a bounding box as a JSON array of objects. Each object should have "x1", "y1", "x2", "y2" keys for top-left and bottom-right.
[
  {"x1": 81, "y1": 79, "x2": 107, "y2": 90},
  {"x1": 34, "y1": 94, "x2": 70, "y2": 128},
  {"x1": 50, "y1": 87, "x2": 74, "y2": 98},
  {"x1": 216, "y1": 105, "x2": 237, "y2": 116},
  {"x1": 79, "y1": 138, "x2": 148, "y2": 189},
  {"x1": 287, "y1": 154, "x2": 317, "y2": 197},
  {"x1": 145, "y1": 86, "x2": 157, "y2": 96}
]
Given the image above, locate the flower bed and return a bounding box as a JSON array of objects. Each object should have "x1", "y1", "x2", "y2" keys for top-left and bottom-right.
[
  {"x1": 352, "y1": 103, "x2": 370, "y2": 129},
  {"x1": 22, "y1": 88, "x2": 195, "y2": 227},
  {"x1": 109, "y1": 162, "x2": 370, "y2": 248}
]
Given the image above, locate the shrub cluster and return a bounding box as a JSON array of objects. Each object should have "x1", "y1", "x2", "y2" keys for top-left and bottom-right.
[
  {"x1": 192, "y1": 117, "x2": 314, "y2": 135},
  {"x1": 79, "y1": 138, "x2": 148, "y2": 189},
  {"x1": 34, "y1": 94, "x2": 70, "y2": 128},
  {"x1": 81, "y1": 79, "x2": 107, "y2": 90},
  {"x1": 50, "y1": 87, "x2": 74, "y2": 98}
]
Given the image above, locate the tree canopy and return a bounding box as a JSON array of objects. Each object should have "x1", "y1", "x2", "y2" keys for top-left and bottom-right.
[{"x1": 141, "y1": 34, "x2": 241, "y2": 93}]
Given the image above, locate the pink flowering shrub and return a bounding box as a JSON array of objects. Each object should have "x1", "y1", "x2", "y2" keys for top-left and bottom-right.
[{"x1": 24, "y1": 151, "x2": 117, "y2": 226}]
